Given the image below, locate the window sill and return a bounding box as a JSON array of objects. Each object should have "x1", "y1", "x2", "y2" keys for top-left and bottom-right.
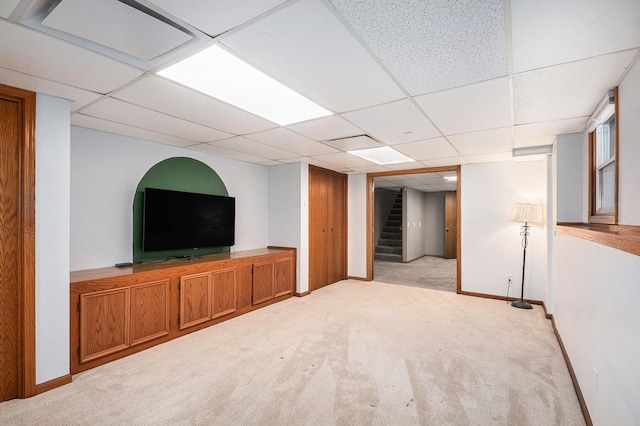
[{"x1": 556, "y1": 223, "x2": 640, "y2": 257}]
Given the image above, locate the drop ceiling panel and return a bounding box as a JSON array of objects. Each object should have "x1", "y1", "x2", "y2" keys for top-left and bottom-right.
[
  {"x1": 325, "y1": 135, "x2": 381, "y2": 151},
  {"x1": 219, "y1": 0, "x2": 405, "y2": 113},
  {"x1": 188, "y1": 143, "x2": 270, "y2": 164},
  {"x1": 72, "y1": 114, "x2": 196, "y2": 147},
  {"x1": 310, "y1": 152, "x2": 376, "y2": 168},
  {"x1": 330, "y1": 0, "x2": 508, "y2": 95},
  {"x1": 287, "y1": 115, "x2": 363, "y2": 141},
  {"x1": 416, "y1": 78, "x2": 511, "y2": 135},
  {"x1": 511, "y1": 0, "x2": 640, "y2": 73},
  {"x1": 80, "y1": 98, "x2": 232, "y2": 142},
  {"x1": 342, "y1": 99, "x2": 441, "y2": 145},
  {"x1": 514, "y1": 50, "x2": 638, "y2": 124},
  {"x1": 0, "y1": 0, "x2": 19, "y2": 18},
  {"x1": 0, "y1": 67, "x2": 102, "y2": 111},
  {"x1": 148, "y1": 0, "x2": 287, "y2": 36},
  {"x1": 351, "y1": 165, "x2": 392, "y2": 173},
  {"x1": 514, "y1": 117, "x2": 587, "y2": 148},
  {"x1": 393, "y1": 138, "x2": 459, "y2": 161},
  {"x1": 245, "y1": 128, "x2": 339, "y2": 156},
  {"x1": 0, "y1": 20, "x2": 143, "y2": 93},
  {"x1": 113, "y1": 76, "x2": 276, "y2": 135},
  {"x1": 463, "y1": 151, "x2": 512, "y2": 163},
  {"x1": 381, "y1": 162, "x2": 423, "y2": 171},
  {"x1": 42, "y1": 0, "x2": 192, "y2": 60},
  {"x1": 423, "y1": 157, "x2": 466, "y2": 167},
  {"x1": 210, "y1": 137, "x2": 300, "y2": 160},
  {"x1": 448, "y1": 127, "x2": 512, "y2": 156}
]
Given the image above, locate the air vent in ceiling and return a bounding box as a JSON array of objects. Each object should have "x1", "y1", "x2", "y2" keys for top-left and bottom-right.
[
  {"x1": 324, "y1": 134, "x2": 382, "y2": 151},
  {"x1": 41, "y1": 0, "x2": 191, "y2": 61}
]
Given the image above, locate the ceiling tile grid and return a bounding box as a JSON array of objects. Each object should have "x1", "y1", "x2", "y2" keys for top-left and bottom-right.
[
  {"x1": 244, "y1": 128, "x2": 339, "y2": 156},
  {"x1": 415, "y1": 77, "x2": 511, "y2": 135},
  {"x1": 329, "y1": 0, "x2": 509, "y2": 95},
  {"x1": 113, "y1": 75, "x2": 277, "y2": 135},
  {"x1": 286, "y1": 115, "x2": 364, "y2": 141},
  {"x1": 393, "y1": 138, "x2": 459, "y2": 161},
  {"x1": 341, "y1": 99, "x2": 441, "y2": 145},
  {"x1": 210, "y1": 136, "x2": 300, "y2": 161},
  {"x1": 80, "y1": 98, "x2": 233, "y2": 142},
  {"x1": 0, "y1": 20, "x2": 143, "y2": 94},
  {"x1": 448, "y1": 127, "x2": 512, "y2": 156},
  {"x1": 513, "y1": 50, "x2": 639, "y2": 125},
  {"x1": 511, "y1": 0, "x2": 640, "y2": 73},
  {"x1": 219, "y1": 0, "x2": 405, "y2": 113}
]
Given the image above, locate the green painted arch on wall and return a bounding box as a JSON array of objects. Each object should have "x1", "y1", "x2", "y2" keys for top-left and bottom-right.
[{"x1": 133, "y1": 157, "x2": 229, "y2": 264}]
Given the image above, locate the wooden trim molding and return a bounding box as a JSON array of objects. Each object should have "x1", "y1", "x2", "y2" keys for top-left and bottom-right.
[
  {"x1": 549, "y1": 315, "x2": 593, "y2": 426},
  {"x1": 459, "y1": 290, "x2": 542, "y2": 306},
  {"x1": 35, "y1": 375, "x2": 72, "y2": 395},
  {"x1": 294, "y1": 290, "x2": 310, "y2": 298},
  {"x1": 0, "y1": 84, "x2": 37, "y2": 398},
  {"x1": 347, "y1": 276, "x2": 368, "y2": 281},
  {"x1": 556, "y1": 223, "x2": 640, "y2": 257}
]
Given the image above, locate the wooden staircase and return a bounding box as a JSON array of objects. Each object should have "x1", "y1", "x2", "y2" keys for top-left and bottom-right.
[{"x1": 375, "y1": 191, "x2": 403, "y2": 262}]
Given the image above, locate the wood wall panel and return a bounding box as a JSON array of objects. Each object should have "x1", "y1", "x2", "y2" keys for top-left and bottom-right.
[
  {"x1": 212, "y1": 268, "x2": 237, "y2": 318},
  {"x1": 130, "y1": 280, "x2": 170, "y2": 346},
  {"x1": 179, "y1": 272, "x2": 211, "y2": 330},
  {"x1": 252, "y1": 261, "x2": 275, "y2": 305},
  {"x1": 80, "y1": 288, "x2": 130, "y2": 363},
  {"x1": 274, "y1": 257, "x2": 294, "y2": 297}
]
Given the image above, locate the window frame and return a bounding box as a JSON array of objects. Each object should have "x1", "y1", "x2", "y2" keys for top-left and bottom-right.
[{"x1": 589, "y1": 87, "x2": 618, "y2": 224}]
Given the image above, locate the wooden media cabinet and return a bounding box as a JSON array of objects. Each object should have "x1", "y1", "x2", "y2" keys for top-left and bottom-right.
[{"x1": 70, "y1": 247, "x2": 296, "y2": 374}]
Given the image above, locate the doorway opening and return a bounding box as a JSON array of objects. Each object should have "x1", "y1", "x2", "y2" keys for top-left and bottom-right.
[{"x1": 367, "y1": 166, "x2": 460, "y2": 293}]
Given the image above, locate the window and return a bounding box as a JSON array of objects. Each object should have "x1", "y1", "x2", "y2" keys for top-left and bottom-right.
[{"x1": 589, "y1": 87, "x2": 618, "y2": 224}]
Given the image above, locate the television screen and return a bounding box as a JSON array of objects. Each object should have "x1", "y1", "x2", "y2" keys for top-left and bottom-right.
[{"x1": 143, "y1": 188, "x2": 235, "y2": 252}]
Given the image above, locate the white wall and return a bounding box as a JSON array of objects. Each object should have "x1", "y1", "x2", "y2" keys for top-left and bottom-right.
[
  {"x1": 35, "y1": 94, "x2": 71, "y2": 384},
  {"x1": 461, "y1": 160, "x2": 547, "y2": 301},
  {"x1": 553, "y1": 234, "x2": 640, "y2": 424},
  {"x1": 268, "y1": 162, "x2": 308, "y2": 293},
  {"x1": 618, "y1": 56, "x2": 640, "y2": 226},
  {"x1": 405, "y1": 187, "x2": 425, "y2": 262},
  {"x1": 556, "y1": 133, "x2": 583, "y2": 222},
  {"x1": 70, "y1": 126, "x2": 269, "y2": 271},
  {"x1": 348, "y1": 173, "x2": 367, "y2": 278},
  {"x1": 424, "y1": 192, "x2": 445, "y2": 256}
]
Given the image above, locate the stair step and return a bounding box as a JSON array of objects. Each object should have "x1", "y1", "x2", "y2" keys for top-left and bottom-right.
[
  {"x1": 383, "y1": 225, "x2": 401, "y2": 233},
  {"x1": 375, "y1": 245, "x2": 402, "y2": 254},
  {"x1": 386, "y1": 220, "x2": 401, "y2": 227},
  {"x1": 388, "y1": 214, "x2": 402, "y2": 221},
  {"x1": 378, "y1": 238, "x2": 402, "y2": 247},
  {"x1": 381, "y1": 232, "x2": 402, "y2": 240},
  {"x1": 374, "y1": 253, "x2": 402, "y2": 262}
]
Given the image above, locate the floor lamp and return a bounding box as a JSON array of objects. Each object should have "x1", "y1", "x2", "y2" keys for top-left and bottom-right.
[{"x1": 510, "y1": 203, "x2": 542, "y2": 309}]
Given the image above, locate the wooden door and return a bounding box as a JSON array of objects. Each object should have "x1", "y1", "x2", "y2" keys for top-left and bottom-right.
[
  {"x1": 444, "y1": 191, "x2": 457, "y2": 259},
  {"x1": 130, "y1": 280, "x2": 170, "y2": 346},
  {"x1": 308, "y1": 169, "x2": 328, "y2": 291},
  {"x1": 79, "y1": 288, "x2": 130, "y2": 363},
  {"x1": 252, "y1": 261, "x2": 275, "y2": 305},
  {"x1": 0, "y1": 97, "x2": 20, "y2": 400},
  {"x1": 179, "y1": 272, "x2": 211, "y2": 330},
  {"x1": 274, "y1": 257, "x2": 294, "y2": 297},
  {"x1": 0, "y1": 85, "x2": 35, "y2": 399},
  {"x1": 327, "y1": 174, "x2": 346, "y2": 284},
  {"x1": 212, "y1": 268, "x2": 237, "y2": 318}
]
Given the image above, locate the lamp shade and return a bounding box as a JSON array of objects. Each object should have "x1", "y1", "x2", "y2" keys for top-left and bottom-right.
[{"x1": 511, "y1": 203, "x2": 542, "y2": 224}]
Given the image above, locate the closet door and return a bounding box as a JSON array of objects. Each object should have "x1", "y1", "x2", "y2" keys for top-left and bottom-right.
[
  {"x1": 309, "y1": 168, "x2": 328, "y2": 291},
  {"x1": 309, "y1": 166, "x2": 347, "y2": 291}
]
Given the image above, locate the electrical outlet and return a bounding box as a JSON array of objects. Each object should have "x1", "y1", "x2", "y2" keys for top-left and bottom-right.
[{"x1": 507, "y1": 274, "x2": 513, "y2": 283}]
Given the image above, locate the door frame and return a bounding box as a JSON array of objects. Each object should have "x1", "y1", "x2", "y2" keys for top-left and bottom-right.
[
  {"x1": 366, "y1": 165, "x2": 461, "y2": 293},
  {"x1": 0, "y1": 84, "x2": 36, "y2": 398}
]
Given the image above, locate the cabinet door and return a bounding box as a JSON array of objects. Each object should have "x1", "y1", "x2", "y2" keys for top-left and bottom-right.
[
  {"x1": 252, "y1": 261, "x2": 275, "y2": 305},
  {"x1": 274, "y1": 257, "x2": 294, "y2": 297},
  {"x1": 212, "y1": 268, "x2": 237, "y2": 319},
  {"x1": 179, "y1": 272, "x2": 211, "y2": 330},
  {"x1": 80, "y1": 288, "x2": 130, "y2": 363},
  {"x1": 130, "y1": 280, "x2": 170, "y2": 346}
]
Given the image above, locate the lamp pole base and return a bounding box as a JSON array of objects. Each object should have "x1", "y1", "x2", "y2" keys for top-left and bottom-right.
[{"x1": 511, "y1": 300, "x2": 533, "y2": 309}]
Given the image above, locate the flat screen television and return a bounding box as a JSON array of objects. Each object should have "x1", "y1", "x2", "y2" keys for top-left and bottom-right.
[{"x1": 143, "y1": 188, "x2": 235, "y2": 252}]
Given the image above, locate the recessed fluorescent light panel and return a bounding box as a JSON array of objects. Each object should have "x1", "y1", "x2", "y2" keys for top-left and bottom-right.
[
  {"x1": 443, "y1": 176, "x2": 457, "y2": 182},
  {"x1": 348, "y1": 146, "x2": 415, "y2": 165},
  {"x1": 158, "y1": 45, "x2": 332, "y2": 125}
]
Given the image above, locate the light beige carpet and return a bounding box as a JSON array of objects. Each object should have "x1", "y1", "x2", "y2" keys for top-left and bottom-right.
[
  {"x1": 374, "y1": 256, "x2": 457, "y2": 292},
  {"x1": 0, "y1": 280, "x2": 583, "y2": 425}
]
